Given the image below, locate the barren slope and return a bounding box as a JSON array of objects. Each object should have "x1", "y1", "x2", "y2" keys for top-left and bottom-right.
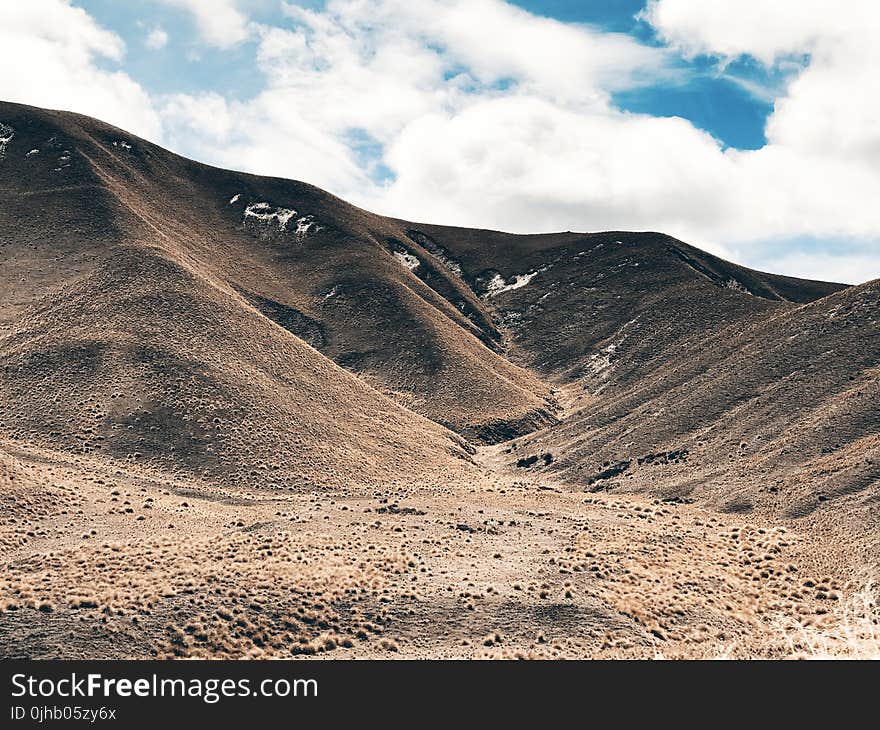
[
  {"x1": 0, "y1": 245, "x2": 474, "y2": 490},
  {"x1": 399, "y1": 224, "x2": 845, "y2": 387},
  {"x1": 497, "y1": 278, "x2": 879, "y2": 558}
]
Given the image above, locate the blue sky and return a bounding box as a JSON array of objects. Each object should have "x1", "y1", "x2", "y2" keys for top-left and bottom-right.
[{"x1": 1, "y1": 0, "x2": 878, "y2": 283}]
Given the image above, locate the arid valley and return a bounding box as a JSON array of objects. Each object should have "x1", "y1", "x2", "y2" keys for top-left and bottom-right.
[{"x1": 1, "y1": 101, "x2": 878, "y2": 659}]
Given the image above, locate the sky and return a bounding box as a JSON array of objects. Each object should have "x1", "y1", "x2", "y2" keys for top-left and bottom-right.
[{"x1": 1, "y1": 1, "x2": 879, "y2": 284}]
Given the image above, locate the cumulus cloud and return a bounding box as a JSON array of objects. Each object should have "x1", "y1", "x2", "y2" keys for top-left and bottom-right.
[
  {"x1": 145, "y1": 26, "x2": 169, "y2": 50},
  {"x1": 160, "y1": 0, "x2": 676, "y2": 210},
  {"x1": 0, "y1": 0, "x2": 161, "y2": 141},
  {"x1": 160, "y1": 90, "x2": 368, "y2": 194},
  {"x1": 374, "y1": 97, "x2": 731, "y2": 237},
  {"x1": 154, "y1": 0, "x2": 251, "y2": 48},
  {"x1": 641, "y1": 0, "x2": 872, "y2": 63},
  {"x1": 635, "y1": 0, "x2": 880, "y2": 278},
  {"x1": 644, "y1": 0, "x2": 880, "y2": 166},
  {"x1": 292, "y1": 0, "x2": 672, "y2": 104}
]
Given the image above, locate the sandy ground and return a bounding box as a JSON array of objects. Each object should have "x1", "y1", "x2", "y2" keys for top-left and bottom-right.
[{"x1": 1, "y1": 441, "x2": 876, "y2": 660}]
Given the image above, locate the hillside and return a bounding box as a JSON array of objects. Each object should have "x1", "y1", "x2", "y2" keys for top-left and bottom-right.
[
  {"x1": 0, "y1": 101, "x2": 553, "y2": 445},
  {"x1": 501, "y1": 278, "x2": 878, "y2": 531}
]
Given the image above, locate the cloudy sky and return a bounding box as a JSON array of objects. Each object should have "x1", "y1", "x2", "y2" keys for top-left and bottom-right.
[{"x1": 1, "y1": 0, "x2": 878, "y2": 284}]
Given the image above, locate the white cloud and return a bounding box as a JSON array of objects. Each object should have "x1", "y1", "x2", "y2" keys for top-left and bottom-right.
[
  {"x1": 160, "y1": 90, "x2": 369, "y2": 195},
  {"x1": 160, "y1": 0, "x2": 675, "y2": 206},
  {"x1": 148, "y1": 0, "x2": 880, "y2": 282},
  {"x1": 145, "y1": 26, "x2": 169, "y2": 50},
  {"x1": 154, "y1": 0, "x2": 251, "y2": 48},
  {"x1": 641, "y1": 0, "x2": 875, "y2": 63},
  {"x1": 2, "y1": 0, "x2": 878, "y2": 284},
  {"x1": 644, "y1": 0, "x2": 880, "y2": 166},
  {"x1": 0, "y1": 0, "x2": 161, "y2": 141},
  {"x1": 373, "y1": 97, "x2": 733, "y2": 239},
  {"x1": 161, "y1": 92, "x2": 234, "y2": 142},
  {"x1": 290, "y1": 0, "x2": 672, "y2": 104},
  {"x1": 634, "y1": 0, "x2": 880, "y2": 280}
]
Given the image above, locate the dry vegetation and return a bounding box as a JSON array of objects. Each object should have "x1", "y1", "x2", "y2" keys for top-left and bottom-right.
[{"x1": 1, "y1": 442, "x2": 875, "y2": 659}]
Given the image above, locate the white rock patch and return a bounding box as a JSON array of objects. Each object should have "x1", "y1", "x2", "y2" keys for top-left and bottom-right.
[
  {"x1": 484, "y1": 266, "x2": 548, "y2": 297},
  {"x1": 242, "y1": 201, "x2": 323, "y2": 241},
  {"x1": 112, "y1": 140, "x2": 132, "y2": 150},
  {"x1": 434, "y1": 252, "x2": 461, "y2": 275},
  {"x1": 574, "y1": 243, "x2": 605, "y2": 260},
  {"x1": 53, "y1": 150, "x2": 73, "y2": 173},
  {"x1": 586, "y1": 317, "x2": 640, "y2": 380},
  {"x1": 0, "y1": 122, "x2": 14, "y2": 159},
  {"x1": 393, "y1": 250, "x2": 420, "y2": 270},
  {"x1": 244, "y1": 202, "x2": 298, "y2": 230},
  {"x1": 723, "y1": 278, "x2": 751, "y2": 295},
  {"x1": 26, "y1": 149, "x2": 39, "y2": 157},
  {"x1": 229, "y1": 194, "x2": 241, "y2": 205},
  {"x1": 294, "y1": 216, "x2": 322, "y2": 239},
  {"x1": 588, "y1": 343, "x2": 617, "y2": 375}
]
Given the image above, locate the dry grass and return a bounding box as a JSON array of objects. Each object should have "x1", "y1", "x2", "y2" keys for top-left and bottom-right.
[
  {"x1": 1, "y1": 443, "x2": 876, "y2": 660},
  {"x1": 776, "y1": 580, "x2": 880, "y2": 659}
]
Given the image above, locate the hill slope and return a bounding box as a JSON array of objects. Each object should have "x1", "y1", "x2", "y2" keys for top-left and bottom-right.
[
  {"x1": 499, "y1": 277, "x2": 879, "y2": 546},
  {"x1": 0, "y1": 101, "x2": 553, "y2": 444},
  {"x1": 0, "y1": 245, "x2": 474, "y2": 489},
  {"x1": 0, "y1": 102, "x2": 488, "y2": 488}
]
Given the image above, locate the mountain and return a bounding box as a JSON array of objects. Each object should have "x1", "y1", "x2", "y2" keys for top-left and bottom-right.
[
  {"x1": 0, "y1": 101, "x2": 553, "y2": 450},
  {"x1": 503, "y1": 277, "x2": 878, "y2": 516},
  {"x1": 0, "y1": 100, "x2": 876, "y2": 659},
  {"x1": 409, "y1": 221, "x2": 877, "y2": 551},
  {"x1": 2, "y1": 96, "x2": 874, "y2": 530}
]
